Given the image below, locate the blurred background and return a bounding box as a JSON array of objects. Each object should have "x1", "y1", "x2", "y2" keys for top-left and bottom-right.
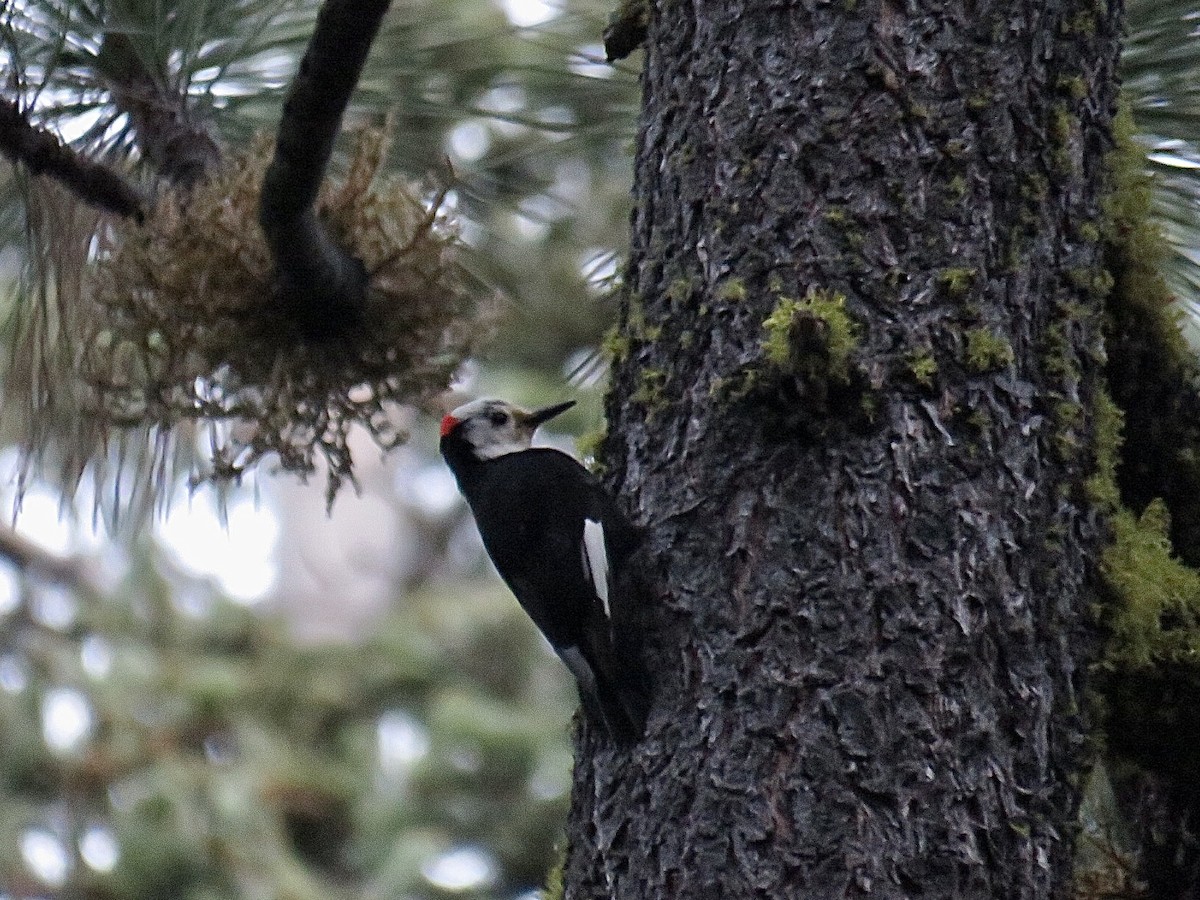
[
  {"x1": 3, "y1": 0, "x2": 1200, "y2": 897},
  {"x1": 0, "y1": 0, "x2": 634, "y2": 896}
]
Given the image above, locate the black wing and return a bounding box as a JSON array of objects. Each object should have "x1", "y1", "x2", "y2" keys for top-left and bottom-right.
[{"x1": 467, "y1": 449, "x2": 648, "y2": 739}]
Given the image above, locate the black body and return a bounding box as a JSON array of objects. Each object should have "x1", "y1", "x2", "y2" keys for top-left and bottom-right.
[{"x1": 441, "y1": 433, "x2": 649, "y2": 741}]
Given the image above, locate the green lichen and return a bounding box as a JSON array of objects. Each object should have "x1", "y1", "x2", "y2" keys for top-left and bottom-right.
[
  {"x1": 576, "y1": 422, "x2": 607, "y2": 463},
  {"x1": 1054, "y1": 400, "x2": 1085, "y2": 460},
  {"x1": 824, "y1": 207, "x2": 850, "y2": 227},
  {"x1": 665, "y1": 277, "x2": 695, "y2": 305},
  {"x1": 944, "y1": 138, "x2": 969, "y2": 160},
  {"x1": 604, "y1": 295, "x2": 664, "y2": 362},
  {"x1": 964, "y1": 328, "x2": 1014, "y2": 373},
  {"x1": 1091, "y1": 103, "x2": 1200, "y2": 785},
  {"x1": 1085, "y1": 388, "x2": 1124, "y2": 511},
  {"x1": 907, "y1": 349, "x2": 938, "y2": 389},
  {"x1": 632, "y1": 368, "x2": 667, "y2": 411},
  {"x1": 1041, "y1": 320, "x2": 1079, "y2": 382},
  {"x1": 1102, "y1": 106, "x2": 1189, "y2": 363},
  {"x1": 709, "y1": 369, "x2": 758, "y2": 405},
  {"x1": 542, "y1": 848, "x2": 566, "y2": 900},
  {"x1": 1068, "y1": 267, "x2": 1115, "y2": 299},
  {"x1": 1061, "y1": 9, "x2": 1097, "y2": 35},
  {"x1": 937, "y1": 267, "x2": 977, "y2": 297},
  {"x1": 602, "y1": 325, "x2": 630, "y2": 362},
  {"x1": 1022, "y1": 171, "x2": 1050, "y2": 206},
  {"x1": 1051, "y1": 104, "x2": 1076, "y2": 172},
  {"x1": 965, "y1": 406, "x2": 991, "y2": 434},
  {"x1": 947, "y1": 175, "x2": 968, "y2": 201},
  {"x1": 625, "y1": 300, "x2": 662, "y2": 343},
  {"x1": 908, "y1": 101, "x2": 931, "y2": 123},
  {"x1": 824, "y1": 206, "x2": 865, "y2": 249},
  {"x1": 716, "y1": 278, "x2": 747, "y2": 303},
  {"x1": 1057, "y1": 74, "x2": 1088, "y2": 101},
  {"x1": 1102, "y1": 500, "x2": 1200, "y2": 669},
  {"x1": 1103, "y1": 102, "x2": 1200, "y2": 567},
  {"x1": 761, "y1": 289, "x2": 860, "y2": 384}
]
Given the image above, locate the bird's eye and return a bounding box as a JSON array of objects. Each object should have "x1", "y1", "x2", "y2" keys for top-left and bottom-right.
[{"x1": 489, "y1": 410, "x2": 509, "y2": 426}]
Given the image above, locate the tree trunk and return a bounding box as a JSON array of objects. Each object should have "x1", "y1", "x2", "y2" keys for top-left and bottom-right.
[{"x1": 566, "y1": 1, "x2": 1122, "y2": 897}]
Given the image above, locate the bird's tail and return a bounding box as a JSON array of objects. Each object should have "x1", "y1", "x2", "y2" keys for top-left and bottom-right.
[
  {"x1": 594, "y1": 659, "x2": 651, "y2": 745},
  {"x1": 559, "y1": 646, "x2": 650, "y2": 745}
]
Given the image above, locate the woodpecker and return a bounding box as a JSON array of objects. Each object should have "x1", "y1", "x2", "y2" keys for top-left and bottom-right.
[{"x1": 439, "y1": 398, "x2": 650, "y2": 742}]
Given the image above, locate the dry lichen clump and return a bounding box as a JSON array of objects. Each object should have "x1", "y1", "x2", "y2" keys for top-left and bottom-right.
[{"x1": 78, "y1": 126, "x2": 481, "y2": 502}]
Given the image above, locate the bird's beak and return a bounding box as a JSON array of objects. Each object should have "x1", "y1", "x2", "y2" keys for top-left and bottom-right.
[{"x1": 523, "y1": 400, "x2": 576, "y2": 429}]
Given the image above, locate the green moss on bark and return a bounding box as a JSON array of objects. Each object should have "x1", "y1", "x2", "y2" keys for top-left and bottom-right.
[
  {"x1": 906, "y1": 350, "x2": 938, "y2": 389},
  {"x1": 1102, "y1": 500, "x2": 1200, "y2": 669},
  {"x1": 936, "y1": 267, "x2": 977, "y2": 297},
  {"x1": 761, "y1": 289, "x2": 859, "y2": 383},
  {"x1": 963, "y1": 328, "x2": 1014, "y2": 373},
  {"x1": 1092, "y1": 104, "x2": 1200, "y2": 793}
]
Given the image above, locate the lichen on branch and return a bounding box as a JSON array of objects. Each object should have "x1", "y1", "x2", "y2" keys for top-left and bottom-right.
[{"x1": 18, "y1": 127, "x2": 481, "y2": 509}]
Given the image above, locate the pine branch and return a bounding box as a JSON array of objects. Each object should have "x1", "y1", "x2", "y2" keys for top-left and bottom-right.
[
  {"x1": 0, "y1": 97, "x2": 144, "y2": 220},
  {"x1": 603, "y1": 0, "x2": 647, "y2": 62},
  {"x1": 99, "y1": 33, "x2": 223, "y2": 189},
  {"x1": 0, "y1": 521, "x2": 97, "y2": 594},
  {"x1": 259, "y1": 0, "x2": 392, "y2": 339}
]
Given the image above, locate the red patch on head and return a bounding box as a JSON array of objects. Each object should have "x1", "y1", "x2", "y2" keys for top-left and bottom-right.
[{"x1": 439, "y1": 414, "x2": 460, "y2": 438}]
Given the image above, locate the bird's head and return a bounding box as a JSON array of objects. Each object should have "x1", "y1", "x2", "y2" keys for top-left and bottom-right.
[{"x1": 440, "y1": 398, "x2": 575, "y2": 461}]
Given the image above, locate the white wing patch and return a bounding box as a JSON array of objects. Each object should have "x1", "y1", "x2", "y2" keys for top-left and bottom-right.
[{"x1": 581, "y1": 518, "x2": 611, "y2": 618}]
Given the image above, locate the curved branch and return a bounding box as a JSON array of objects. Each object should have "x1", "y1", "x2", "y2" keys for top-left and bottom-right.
[
  {"x1": 259, "y1": 0, "x2": 392, "y2": 339},
  {"x1": 0, "y1": 97, "x2": 144, "y2": 220}
]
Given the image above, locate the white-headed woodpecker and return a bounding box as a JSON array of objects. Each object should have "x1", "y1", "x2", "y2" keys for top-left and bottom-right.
[{"x1": 439, "y1": 398, "x2": 649, "y2": 742}]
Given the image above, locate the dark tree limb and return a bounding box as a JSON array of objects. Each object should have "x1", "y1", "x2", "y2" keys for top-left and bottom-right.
[
  {"x1": 98, "y1": 33, "x2": 222, "y2": 189},
  {"x1": 603, "y1": 0, "x2": 647, "y2": 62},
  {"x1": 0, "y1": 521, "x2": 98, "y2": 595},
  {"x1": 0, "y1": 96, "x2": 144, "y2": 220},
  {"x1": 258, "y1": 0, "x2": 392, "y2": 339}
]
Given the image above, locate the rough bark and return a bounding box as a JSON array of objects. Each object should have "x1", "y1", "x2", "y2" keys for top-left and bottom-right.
[
  {"x1": 566, "y1": 1, "x2": 1122, "y2": 898},
  {"x1": 259, "y1": 0, "x2": 391, "y2": 339}
]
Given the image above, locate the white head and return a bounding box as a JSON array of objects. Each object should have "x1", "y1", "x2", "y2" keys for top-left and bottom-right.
[{"x1": 440, "y1": 398, "x2": 575, "y2": 461}]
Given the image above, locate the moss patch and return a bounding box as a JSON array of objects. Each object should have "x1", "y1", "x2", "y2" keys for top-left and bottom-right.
[
  {"x1": 963, "y1": 328, "x2": 1014, "y2": 373},
  {"x1": 716, "y1": 278, "x2": 748, "y2": 303},
  {"x1": 1093, "y1": 103, "x2": 1200, "y2": 791},
  {"x1": 1085, "y1": 388, "x2": 1124, "y2": 511},
  {"x1": 761, "y1": 289, "x2": 860, "y2": 384},
  {"x1": 632, "y1": 368, "x2": 668, "y2": 412},
  {"x1": 907, "y1": 349, "x2": 938, "y2": 389},
  {"x1": 1103, "y1": 102, "x2": 1200, "y2": 567},
  {"x1": 1102, "y1": 500, "x2": 1200, "y2": 669},
  {"x1": 937, "y1": 267, "x2": 977, "y2": 297}
]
